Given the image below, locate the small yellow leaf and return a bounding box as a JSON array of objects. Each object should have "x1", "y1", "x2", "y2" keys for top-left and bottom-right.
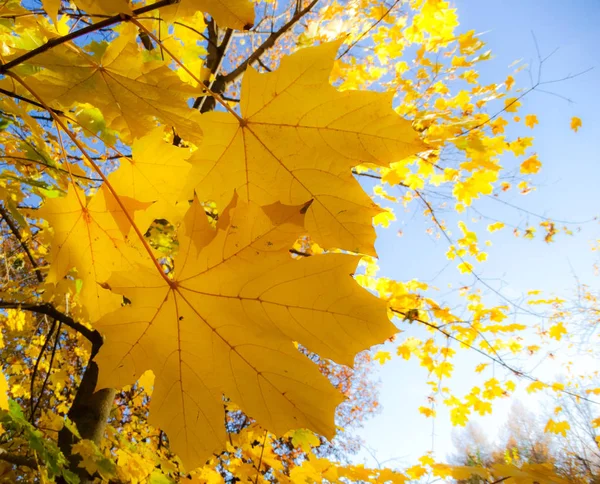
[
  {"x1": 406, "y1": 465, "x2": 427, "y2": 479},
  {"x1": 571, "y1": 116, "x2": 582, "y2": 132},
  {"x1": 373, "y1": 350, "x2": 392, "y2": 365},
  {"x1": 544, "y1": 419, "x2": 570, "y2": 437},
  {"x1": 548, "y1": 322, "x2": 567, "y2": 341},
  {"x1": 291, "y1": 429, "x2": 320, "y2": 453},
  {"x1": 73, "y1": 0, "x2": 132, "y2": 15},
  {"x1": 520, "y1": 154, "x2": 541, "y2": 174},
  {"x1": 505, "y1": 75, "x2": 515, "y2": 90},
  {"x1": 457, "y1": 261, "x2": 473, "y2": 273},
  {"x1": 419, "y1": 406, "x2": 435, "y2": 418},
  {"x1": 527, "y1": 381, "x2": 547, "y2": 394},
  {"x1": 487, "y1": 222, "x2": 504, "y2": 233},
  {"x1": 475, "y1": 363, "x2": 488, "y2": 373},
  {"x1": 525, "y1": 114, "x2": 538, "y2": 128},
  {"x1": 504, "y1": 97, "x2": 521, "y2": 113}
]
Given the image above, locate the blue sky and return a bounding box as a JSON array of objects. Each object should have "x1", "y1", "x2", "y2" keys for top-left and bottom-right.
[{"x1": 353, "y1": 0, "x2": 600, "y2": 470}]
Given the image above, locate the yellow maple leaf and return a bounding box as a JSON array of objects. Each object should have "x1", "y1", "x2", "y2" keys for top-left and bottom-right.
[
  {"x1": 524, "y1": 114, "x2": 538, "y2": 128},
  {"x1": 571, "y1": 116, "x2": 582, "y2": 132},
  {"x1": 373, "y1": 350, "x2": 392, "y2": 365},
  {"x1": 526, "y1": 381, "x2": 547, "y2": 394},
  {"x1": 290, "y1": 429, "x2": 320, "y2": 453},
  {"x1": 161, "y1": 0, "x2": 254, "y2": 30},
  {"x1": 450, "y1": 404, "x2": 470, "y2": 426},
  {"x1": 10, "y1": 25, "x2": 202, "y2": 144},
  {"x1": 487, "y1": 222, "x2": 504, "y2": 232},
  {"x1": 504, "y1": 97, "x2": 521, "y2": 113},
  {"x1": 406, "y1": 465, "x2": 427, "y2": 479},
  {"x1": 186, "y1": 41, "x2": 425, "y2": 255},
  {"x1": 419, "y1": 406, "x2": 435, "y2": 418},
  {"x1": 520, "y1": 154, "x2": 541, "y2": 174},
  {"x1": 38, "y1": 186, "x2": 148, "y2": 321},
  {"x1": 105, "y1": 127, "x2": 193, "y2": 232},
  {"x1": 457, "y1": 261, "x2": 473, "y2": 273},
  {"x1": 72, "y1": 0, "x2": 131, "y2": 15},
  {"x1": 94, "y1": 196, "x2": 395, "y2": 468},
  {"x1": 41, "y1": 0, "x2": 61, "y2": 24},
  {"x1": 505, "y1": 75, "x2": 515, "y2": 90},
  {"x1": 544, "y1": 418, "x2": 570, "y2": 437},
  {"x1": 548, "y1": 322, "x2": 567, "y2": 341}
]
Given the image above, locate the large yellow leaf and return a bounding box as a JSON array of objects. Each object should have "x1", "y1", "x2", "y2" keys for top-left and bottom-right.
[
  {"x1": 106, "y1": 127, "x2": 193, "y2": 233},
  {"x1": 162, "y1": 0, "x2": 254, "y2": 30},
  {"x1": 187, "y1": 42, "x2": 425, "y2": 255},
  {"x1": 38, "y1": 186, "x2": 148, "y2": 321},
  {"x1": 12, "y1": 26, "x2": 201, "y2": 144},
  {"x1": 94, "y1": 196, "x2": 395, "y2": 468}
]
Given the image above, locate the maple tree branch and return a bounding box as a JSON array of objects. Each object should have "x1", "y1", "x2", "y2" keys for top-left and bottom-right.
[
  {"x1": 0, "y1": 0, "x2": 181, "y2": 75},
  {"x1": 0, "y1": 451, "x2": 36, "y2": 469},
  {"x1": 223, "y1": 0, "x2": 319, "y2": 85},
  {"x1": 0, "y1": 301, "x2": 101, "y2": 349},
  {"x1": 194, "y1": 25, "x2": 233, "y2": 112},
  {"x1": 0, "y1": 87, "x2": 65, "y2": 115},
  {"x1": 0, "y1": 204, "x2": 43, "y2": 282}
]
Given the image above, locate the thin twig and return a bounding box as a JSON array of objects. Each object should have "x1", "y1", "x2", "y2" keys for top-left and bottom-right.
[
  {"x1": 30, "y1": 318, "x2": 57, "y2": 422},
  {"x1": 31, "y1": 322, "x2": 62, "y2": 423},
  {"x1": 391, "y1": 308, "x2": 600, "y2": 406}
]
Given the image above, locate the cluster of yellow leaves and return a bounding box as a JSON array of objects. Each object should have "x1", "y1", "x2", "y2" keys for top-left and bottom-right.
[{"x1": 4, "y1": 28, "x2": 424, "y2": 468}]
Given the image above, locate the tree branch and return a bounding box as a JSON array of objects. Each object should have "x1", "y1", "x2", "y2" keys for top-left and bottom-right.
[
  {"x1": 0, "y1": 0, "x2": 181, "y2": 75},
  {"x1": 0, "y1": 301, "x2": 102, "y2": 351},
  {"x1": 0, "y1": 87, "x2": 65, "y2": 115},
  {"x1": 193, "y1": 24, "x2": 234, "y2": 112},
  {"x1": 222, "y1": 0, "x2": 319, "y2": 85},
  {"x1": 0, "y1": 451, "x2": 36, "y2": 469}
]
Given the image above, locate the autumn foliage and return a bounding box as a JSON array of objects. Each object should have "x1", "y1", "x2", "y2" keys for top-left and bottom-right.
[{"x1": 0, "y1": 0, "x2": 595, "y2": 483}]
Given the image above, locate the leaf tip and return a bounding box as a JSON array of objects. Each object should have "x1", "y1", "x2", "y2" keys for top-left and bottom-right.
[{"x1": 299, "y1": 199, "x2": 314, "y2": 214}]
